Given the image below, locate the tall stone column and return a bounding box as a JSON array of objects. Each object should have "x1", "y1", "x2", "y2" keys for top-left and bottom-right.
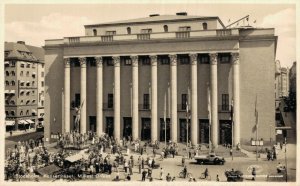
[
  {"x1": 209, "y1": 53, "x2": 218, "y2": 148},
  {"x1": 190, "y1": 53, "x2": 198, "y2": 145},
  {"x1": 232, "y1": 52, "x2": 240, "y2": 146},
  {"x1": 79, "y1": 57, "x2": 87, "y2": 134},
  {"x1": 150, "y1": 55, "x2": 158, "y2": 142},
  {"x1": 113, "y1": 56, "x2": 121, "y2": 141},
  {"x1": 131, "y1": 55, "x2": 139, "y2": 140},
  {"x1": 169, "y1": 54, "x2": 178, "y2": 142},
  {"x1": 96, "y1": 57, "x2": 103, "y2": 136},
  {"x1": 64, "y1": 58, "x2": 71, "y2": 133}
]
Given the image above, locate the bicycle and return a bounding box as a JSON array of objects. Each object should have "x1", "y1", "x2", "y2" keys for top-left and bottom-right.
[
  {"x1": 178, "y1": 171, "x2": 192, "y2": 178},
  {"x1": 200, "y1": 172, "x2": 211, "y2": 181}
]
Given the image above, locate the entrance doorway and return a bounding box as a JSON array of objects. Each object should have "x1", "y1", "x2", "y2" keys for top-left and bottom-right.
[
  {"x1": 179, "y1": 119, "x2": 191, "y2": 143},
  {"x1": 141, "y1": 118, "x2": 151, "y2": 141},
  {"x1": 123, "y1": 117, "x2": 132, "y2": 140},
  {"x1": 160, "y1": 118, "x2": 170, "y2": 142},
  {"x1": 89, "y1": 116, "x2": 96, "y2": 133},
  {"x1": 106, "y1": 117, "x2": 114, "y2": 137},
  {"x1": 219, "y1": 120, "x2": 232, "y2": 145},
  {"x1": 199, "y1": 119, "x2": 209, "y2": 144}
]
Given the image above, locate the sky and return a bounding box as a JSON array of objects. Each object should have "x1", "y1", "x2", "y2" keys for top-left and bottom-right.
[{"x1": 4, "y1": 3, "x2": 296, "y2": 68}]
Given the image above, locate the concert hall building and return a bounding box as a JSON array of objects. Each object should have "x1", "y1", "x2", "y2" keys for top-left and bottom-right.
[{"x1": 44, "y1": 12, "x2": 277, "y2": 147}]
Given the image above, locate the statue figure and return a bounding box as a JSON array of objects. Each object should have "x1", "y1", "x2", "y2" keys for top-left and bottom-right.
[{"x1": 74, "y1": 100, "x2": 84, "y2": 132}]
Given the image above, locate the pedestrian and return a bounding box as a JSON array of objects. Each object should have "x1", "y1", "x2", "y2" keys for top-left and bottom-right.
[
  {"x1": 166, "y1": 173, "x2": 171, "y2": 181},
  {"x1": 148, "y1": 167, "x2": 152, "y2": 179},
  {"x1": 151, "y1": 159, "x2": 155, "y2": 168},
  {"x1": 142, "y1": 169, "x2": 147, "y2": 181},
  {"x1": 142, "y1": 158, "x2": 144, "y2": 169},
  {"x1": 9, "y1": 130, "x2": 12, "y2": 136},
  {"x1": 182, "y1": 156, "x2": 185, "y2": 167},
  {"x1": 160, "y1": 167, "x2": 164, "y2": 180},
  {"x1": 153, "y1": 147, "x2": 156, "y2": 158},
  {"x1": 189, "y1": 150, "x2": 192, "y2": 159},
  {"x1": 216, "y1": 174, "x2": 220, "y2": 181},
  {"x1": 252, "y1": 167, "x2": 256, "y2": 181},
  {"x1": 230, "y1": 149, "x2": 233, "y2": 157}
]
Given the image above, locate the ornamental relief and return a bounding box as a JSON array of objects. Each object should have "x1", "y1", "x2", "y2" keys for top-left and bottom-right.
[
  {"x1": 209, "y1": 53, "x2": 218, "y2": 65},
  {"x1": 150, "y1": 55, "x2": 157, "y2": 66},
  {"x1": 131, "y1": 56, "x2": 139, "y2": 66},
  {"x1": 231, "y1": 53, "x2": 239, "y2": 65},
  {"x1": 64, "y1": 58, "x2": 70, "y2": 66},
  {"x1": 79, "y1": 57, "x2": 87, "y2": 66},
  {"x1": 95, "y1": 57, "x2": 103, "y2": 67},
  {"x1": 189, "y1": 53, "x2": 198, "y2": 65},
  {"x1": 169, "y1": 54, "x2": 177, "y2": 65},
  {"x1": 112, "y1": 56, "x2": 120, "y2": 66}
]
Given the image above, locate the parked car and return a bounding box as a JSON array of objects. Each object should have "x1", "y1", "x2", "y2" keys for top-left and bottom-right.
[{"x1": 194, "y1": 153, "x2": 225, "y2": 165}]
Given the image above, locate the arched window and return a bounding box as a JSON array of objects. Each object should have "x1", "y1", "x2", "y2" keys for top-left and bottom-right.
[
  {"x1": 20, "y1": 110, "x2": 23, "y2": 116},
  {"x1": 93, "y1": 29, "x2": 97, "y2": 36},
  {"x1": 5, "y1": 81, "x2": 9, "y2": 86},
  {"x1": 10, "y1": 100, "x2": 15, "y2": 105},
  {"x1": 11, "y1": 111, "x2": 15, "y2": 116},
  {"x1": 26, "y1": 110, "x2": 29, "y2": 115},
  {"x1": 202, "y1": 22, "x2": 208, "y2": 30},
  {"x1": 127, "y1": 27, "x2": 131, "y2": 34},
  {"x1": 6, "y1": 71, "x2": 9, "y2": 76},
  {"x1": 164, "y1": 25, "x2": 168, "y2": 32},
  {"x1": 11, "y1": 71, "x2": 15, "y2": 76},
  {"x1": 11, "y1": 81, "x2": 15, "y2": 86}
]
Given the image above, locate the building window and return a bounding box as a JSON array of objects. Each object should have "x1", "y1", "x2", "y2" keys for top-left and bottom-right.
[
  {"x1": 178, "y1": 55, "x2": 190, "y2": 65},
  {"x1": 5, "y1": 81, "x2": 9, "y2": 86},
  {"x1": 20, "y1": 100, "x2": 24, "y2": 104},
  {"x1": 20, "y1": 82, "x2": 25, "y2": 86},
  {"x1": 199, "y1": 54, "x2": 209, "y2": 64},
  {"x1": 26, "y1": 91, "x2": 30, "y2": 96},
  {"x1": 5, "y1": 71, "x2": 9, "y2": 76},
  {"x1": 11, "y1": 111, "x2": 15, "y2": 116},
  {"x1": 182, "y1": 94, "x2": 188, "y2": 110},
  {"x1": 140, "y1": 57, "x2": 150, "y2": 65},
  {"x1": 26, "y1": 100, "x2": 30, "y2": 105},
  {"x1": 11, "y1": 81, "x2": 15, "y2": 86},
  {"x1": 127, "y1": 27, "x2": 131, "y2": 34},
  {"x1": 104, "y1": 58, "x2": 114, "y2": 66},
  {"x1": 143, "y1": 94, "x2": 150, "y2": 109},
  {"x1": 26, "y1": 82, "x2": 30, "y2": 86},
  {"x1": 26, "y1": 63, "x2": 30, "y2": 68},
  {"x1": 202, "y1": 22, "x2": 208, "y2": 30},
  {"x1": 106, "y1": 31, "x2": 116, "y2": 35},
  {"x1": 164, "y1": 25, "x2": 168, "y2": 32},
  {"x1": 5, "y1": 111, "x2": 9, "y2": 116},
  {"x1": 41, "y1": 81, "x2": 44, "y2": 87},
  {"x1": 108, "y1": 94, "x2": 113, "y2": 108},
  {"x1": 93, "y1": 29, "x2": 97, "y2": 36},
  {"x1": 20, "y1": 91, "x2": 25, "y2": 96},
  {"x1": 219, "y1": 53, "x2": 231, "y2": 64},
  {"x1": 42, "y1": 64, "x2": 44, "y2": 68},
  {"x1": 158, "y1": 56, "x2": 170, "y2": 65},
  {"x1": 10, "y1": 100, "x2": 15, "y2": 105},
  {"x1": 141, "y1": 29, "x2": 152, "y2": 33},
  {"x1": 20, "y1": 71, "x2": 23, "y2": 76},
  {"x1": 5, "y1": 100, "x2": 9, "y2": 105},
  {"x1": 32, "y1": 63, "x2": 35, "y2": 68},
  {"x1": 32, "y1": 90, "x2": 35, "y2": 95},
  {"x1": 179, "y1": 26, "x2": 191, "y2": 31},
  {"x1": 20, "y1": 63, "x2": 25, "y2": 68},
  {"x1": 221, "y1": 94, "x2": 229, "y2": 111},
  {"x1": 26, "y1": 71, "x2": 30, "y2": 77},
  {"x1": 41, "y1": 100, "x2": 44, "y2": 106},
  {"x1": 26, "y1": 110, "x2": 29, "y2": 115},
  {"x1": 11, "y1": 61, "x2": 15, "y2": 67},
  {"x1": 32, "y1": 100, "x2": 36, "y2": 104},
  {"x1": 11, "y1": 71, "x2": 15, "y2": 76},
  {"x1": 87, "y1": 57, "x2": 96, "y2": 67},
  {"x1": 123, "y1": 58, "x2": 132, "y2": 65},
  {"x1": 41, "y1": 72, "x2": 44, "y2": 77}
]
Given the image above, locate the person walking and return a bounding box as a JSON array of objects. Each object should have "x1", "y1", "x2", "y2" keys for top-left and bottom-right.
[
  {"x1": 142, "y1": 169, "x2": 147, "y2": 181},
  {"x1": 142, "y1": 158, "x2": 145, "y2": 169},
  {"x1": 160, "y1": 167, "x2": 164, "y2": 180},
  {"x1": 252, "y1": 167, "x2": 256, "y2": 181},
  {"x1": 216, "y1": 174, "x2": 220, "y2": 181},
  {"x1": 182, "y1": 156, "x2": 185, "y2": 167}
]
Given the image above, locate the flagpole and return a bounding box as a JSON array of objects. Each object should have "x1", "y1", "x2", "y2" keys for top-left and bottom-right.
[
  {"x1": 207, "y1": 82, "x2": 211, "y2": 153},
  {"x1": 231, "y1": 99, "x2": 234, "y2": 161},
  {"x1": 164, "y1": 92, "x2": 167, "y2": 147},
  {"x1": 255, "y1": 94, "x2": 258, "y2": 161}
]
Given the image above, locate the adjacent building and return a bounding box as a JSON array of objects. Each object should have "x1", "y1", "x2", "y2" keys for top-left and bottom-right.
[
  {"x1": 44, "y1": 13, "x2": 277, "y2": 147},
  {"x1": 4, "y1": 41, "x2": 44, "y2": 131}
]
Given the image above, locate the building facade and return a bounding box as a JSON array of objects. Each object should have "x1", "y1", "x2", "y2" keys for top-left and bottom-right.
[
  {"x1": 44, "y1": 13, "x2": 277, "y2": 146},
  {"x1": 4, "y1": 41, "x2": 44, "y2": 131}
]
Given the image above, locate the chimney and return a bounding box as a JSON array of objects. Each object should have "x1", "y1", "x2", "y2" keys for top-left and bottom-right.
[
  {"x1": 176, "y1": 12, "x2": 187, "y2": 16},
  {"x1": 149, "y1": 14, "x2": 160, "y2": 17},
  {"x1": 17, "y1": 41, "x2": 25, "y2": 45}
]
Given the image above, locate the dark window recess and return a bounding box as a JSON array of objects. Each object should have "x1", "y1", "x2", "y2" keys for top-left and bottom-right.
[
  {"x1": 202, "y1": 22, "x2": 208, "y2": 30},
  {"x1": 104, "y1": 58, "x2": 114, "y2": 66},
  {"x1": 122, "y1": 57, "x2": 132, "y2": 65},
  {"x1": 87, "y1": 57, "x2": 96, "y2": 66},
  {"x1": 178, "y1": 55, "x2": 190, "y2": 65},
  {"x1": 219, "y1": 54, "x2": 231, "y2": 64},
  {"x1": 127, "y1": 27, "x2": 131, "y2": 34},
  {"x1": 75, "y1": 93, "x2": 81, "y2": 108},
  {"x1": 182, "y1": 94, "x2": 188, "y2": 110},
  {"x1": 140, "y1": 57, "x2": 150, "y2": 65},
  {"x1": 198, "y1": 54, "x2": 210, "y2": 64},
  {"x1": 108, "y1": 94, "x2": 113, "y2": 108},
  {"x1": 71, "y1": 58, "x2": 80, "y2": 67},
  {"x1": 158, "y1": 56, "x2": 170, "y2": 65},
  {"x1": 164, "y1": 25, "x2": 168, "y2": 32},
  {"x1": 93, "y1": 29, "x2": 97, "y2": 36},
  {"x1": 143, "y1": 94, "x2": 150, "y2": 109},
  {"x1": 222, "y1": 94, "x2": 229, "y2": 110}
]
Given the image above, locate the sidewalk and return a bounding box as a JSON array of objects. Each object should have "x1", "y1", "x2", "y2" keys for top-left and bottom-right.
[{"x1": 5, "y1": 128, "x2": 37, "y2": 138}]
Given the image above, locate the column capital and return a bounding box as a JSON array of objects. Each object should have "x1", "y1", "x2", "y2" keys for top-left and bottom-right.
[
  {"x1": 131, "y1": 55, "x2": 139, "y2": 67},
  {"x1": 64, "y1": 58, "x2": 71, "y2": 67},
  {"x1": 209, "y1": 53, "x2": 218, "y2": 65},
  {"x1": 189, "y1": 53, "x2": 198, "y2": 65},
  {"x1": 112, "y1": 56, "x2": 120, "y2": 67},
  {"x1": 95, "y1": 57, "x2": 103, "y2": 67},
  {"x1": 169, "y1": 54, "x2": 177, "y2": 66},
  {"x1": 231, "y1": 52, "x2": 239, "y2": 65},
  {"x1": 79, "y1": 57, "x2": 87, "y2": 67},
  {"x1": 150, "y1": 55, "x2": 157, "y2": 66}
]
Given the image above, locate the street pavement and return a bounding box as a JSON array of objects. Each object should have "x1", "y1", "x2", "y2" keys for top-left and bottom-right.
[{"x1": 5, "y1": 131, "x2": 43, "y2": 151}]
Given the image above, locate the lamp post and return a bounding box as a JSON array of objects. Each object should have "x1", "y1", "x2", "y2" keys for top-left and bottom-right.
[{"x1": 285, "y1": 137, "x2": 288, "y2": 182}]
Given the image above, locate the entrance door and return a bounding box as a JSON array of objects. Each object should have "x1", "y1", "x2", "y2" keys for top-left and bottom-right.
[
  {"x1": 199, "y1": 119, "x2": 209, "y2": 144},
  {"x1": 141, "y1": 118, "x2": 151, "y2": 141},
  {"x1": 219, "y1": 120, "x2": 232, "y2": 145},
  {"x1": 123, "y1": 117, "x2": 132, "y2": 140},
  {"x1": 89, "y1": 116, "x2": 96, "y2": 133},
  {"x1": 106, "y1": 117, "x2": 114, "y2": 137},
  {"x1": 160, "y1": 118, "x2": 170, "y2": 142},
  {"x1": 179, "y1": 119, "x2": 191, "y2": 143}
]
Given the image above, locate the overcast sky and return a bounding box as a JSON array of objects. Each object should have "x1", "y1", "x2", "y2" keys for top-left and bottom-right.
[{"x1": 4, "y1": 3, "x2": 296, "y2": 68}]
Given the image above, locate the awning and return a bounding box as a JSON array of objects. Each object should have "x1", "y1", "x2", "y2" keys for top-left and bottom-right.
[
  {"x1": 9, "y1": 90, "x2": 15, "y2": 94},
  {"x1": 32, "y1": 72, "x2": 36, "y2": 75},
  {"x1": 5, "y1": 120, "x2": 15, "y2": 126},
  {"x1": 18, "y1": 120, "x2": 28, "y2": 125},
  {"x1": 5, "y1": 90, "x2": 9, "y2": 94},
  {"x1": 4, "y1": 61, "x2": 9, "y2": 65},
  {"x1": 26, "y1": 119, "x2": 35, "y2": 124}
]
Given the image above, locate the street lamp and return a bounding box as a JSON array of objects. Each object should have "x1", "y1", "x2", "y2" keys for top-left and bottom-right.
[{"x1": 285, "y1": 137, "x2": 288, "y2": 182}]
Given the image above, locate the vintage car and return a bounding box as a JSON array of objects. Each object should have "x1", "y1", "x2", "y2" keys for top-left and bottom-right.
[
  {"x1": 194, "y1": 153, "x2": 225, "y2": 165},
  {"x1": 224, "y1": 169, "x2": 244, "y2": 182}
]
